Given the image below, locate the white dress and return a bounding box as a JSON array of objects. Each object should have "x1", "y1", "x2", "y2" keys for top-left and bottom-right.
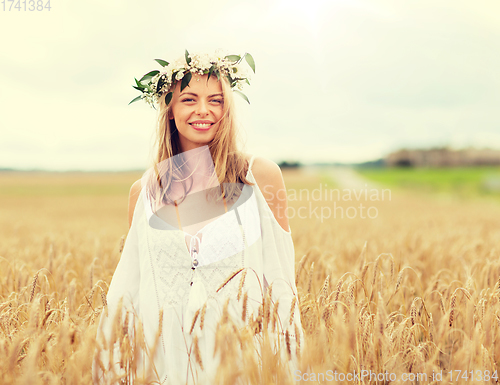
[{"x1": 92, "y1": 155, "x2": 304, "y2": 384}]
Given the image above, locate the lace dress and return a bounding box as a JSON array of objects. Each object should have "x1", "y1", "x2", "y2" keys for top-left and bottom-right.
[{"x1": 92, "y1": 155, "x2": 304, "y2": 384}]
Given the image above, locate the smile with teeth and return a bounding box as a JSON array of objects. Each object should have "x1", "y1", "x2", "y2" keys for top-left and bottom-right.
[{"x1": 190, "y1": 123, "x2": 213, "y2": 128}]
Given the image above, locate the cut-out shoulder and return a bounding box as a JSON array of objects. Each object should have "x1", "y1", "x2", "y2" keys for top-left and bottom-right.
[
  {"x1": 243, "y1": 153, "x2": 255, "y2": 173},
  {"x1": 249, "y1": 156, "x2": 290, "y2": 233}
]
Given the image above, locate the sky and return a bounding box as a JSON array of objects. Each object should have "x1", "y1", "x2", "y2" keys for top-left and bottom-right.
[{"x1": 1, "y1": 0, "x2": 499, "y2": 171}]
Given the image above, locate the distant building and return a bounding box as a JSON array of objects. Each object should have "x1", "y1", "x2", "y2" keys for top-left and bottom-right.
[{"x1": 385, "y1": 147, "x2": 500, "y2": 167}]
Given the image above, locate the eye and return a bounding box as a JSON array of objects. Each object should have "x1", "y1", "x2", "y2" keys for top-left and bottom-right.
[
  {"x1": 181, "y1": 98, "x2": 195, "y2": 103},
  {"x1": 211, "y1": 99, "x2": 223, "y2": 104}
]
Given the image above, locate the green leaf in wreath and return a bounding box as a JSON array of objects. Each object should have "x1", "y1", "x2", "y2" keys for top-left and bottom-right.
[
  {"x1": 244, "y1": 53, "x2": 255, "y2": 73},
  {"x1": 134, "y1": 78, "x2": 145, "y2": 89},
  {"x1": 180, "y1": 71, "x2": 192, "y2": 92},
  {"x1": 133, "y1": 86, "x2": 144, "y2": 92},
  {"x1": 128, "y1": 95, "x2": 143, "y2": 105},
  {"x1": 225, "y1": 55, "x2": 241, "y2": 63},
  {"x1": 185, "y1": 50, "x2": 191, "y2": 65},
  {"x1": 139, "y1": 70, "x2": 160, "y2": 83},
  {"x1": 157, "y1": 76, "x2": 167, "y2": 93},
  {"x1": 207, "y1": 65, "x2": 215, "y2": 82},
  {"x1": 155, "y1": 59, "x2": 169, "y2": 67},
  {"x1": 233, "y1": 90, "x2": 250, "y2": 104},
  {"x1": 164, "y1": 92, "x2": 173, "y2": 106}
]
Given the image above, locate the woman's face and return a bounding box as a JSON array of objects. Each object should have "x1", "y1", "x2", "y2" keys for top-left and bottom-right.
[{"x1": 168, "y1": 74, "x2": 224, "y2": 153}]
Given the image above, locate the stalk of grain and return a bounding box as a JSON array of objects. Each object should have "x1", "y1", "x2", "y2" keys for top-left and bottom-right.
[
  {"x1": 347, "y1": 280, "x2": 356, "y2": 308},
  {"x1": 449, "y1": 293, "x2": 457, "y2": 327},
  {"x1": 376, "y1": 292, "x2": 385, "y2": 336},
  {"x1": 200, "y1": 303, "x2": 206, "y2": 330},
  {"x1": 321, "y1": 275, "x2": 330, "y2": 298},
  {"x1": 296, "y1": 253, "x2": 310, "y2": 284},
  {"x1": 216, "y1": 268, "x2": 244, "y2": 293},
  {"x1": 289, "y1": 296, "x2": 297, "y2": 326},
  {"x1": 263, "y1": 291, "x2": 271, "y2": 330},
  {"x1": 357, "y1": 241, "x2": 367, "y2": 272},
  {"x1": 267, "y1": 282, "x2": 273, "y2": 302},
  {"x1": 189, "y1": 309, "x2": 200, "y2": 334},
  {"x1": 242, "y1": 293, "x2": 248, "y2": 322},
  {"x1": 410, "y1": 298, "x2": 418, "y2": 326},
  {"x1": 295, "y1": 324, "x2": 301, "y2": 358},
  {"x1": 237, "y1": 269, "x2": 247, "y2": 301},
  {"x1": 371, "y1": 256, "x2": 380, "y2": 289},
  {"x1": 285, "y1": 330, "x2": 291, "y2": 360},
  {"x1": 390, "y1": 256, "x2": 395, "y2": 284},
  {"x1": 332, "y1": 279, "x2": 343, "y2": 313},
  {"x1": 193, "y1": 335, "x2": 204, "y2": 370},
  {"x1": 101, "y1": 291, "x2": 107, "y2": 308},
  {"x1": 307, "y1": 262, "x2": 314, "y2": 294},
  {"x1": 119, "y1": 235, "x2": 125, "y2": 253},
  {"x1": 271, "y1": 300, "x2": 279, "y2": 333},
  {"x1": 360, "y1": 264, "x2": 369, "y2": 286},
  {"x1": 30, "y1": 271, "x2": 40, "y2": 302},
  {"x1": 395, "y1": 270, "x2": 404, "y2": 293},
  {"x1": 429, "y1": 313, "x2": 435, "y2": 343}
]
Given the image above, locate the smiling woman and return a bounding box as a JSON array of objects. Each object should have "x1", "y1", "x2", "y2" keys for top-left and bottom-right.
[
  {"x1": 167, "y1": 75, "x2": 225, "y2": 152},
  {"x1": 92, "y1": 50, "x2": 303, "y2": 385}
]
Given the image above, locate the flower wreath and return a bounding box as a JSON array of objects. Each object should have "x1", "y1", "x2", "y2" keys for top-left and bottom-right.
[{"x1": 129, "y1": 50, "x2": 255, "y2": 109}]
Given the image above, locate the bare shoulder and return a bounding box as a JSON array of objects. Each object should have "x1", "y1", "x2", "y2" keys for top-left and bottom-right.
[
  {"x1": 251, "y1": 156, "x2": 282, "y2": 183},
  {"x1": 128, "y1": 179, "x2": 142, "y2": 229},
  {"x1": 242, "y1": 152, "x2": 253, "y2": 166},
  {"x1": 250, "y1": 156, "x2": 290, "y2": 232}
]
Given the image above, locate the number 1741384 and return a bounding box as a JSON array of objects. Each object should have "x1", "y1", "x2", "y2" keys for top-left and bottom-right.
[{"x1": 2, "y1": 0, "x2": 51, "y2": 11}]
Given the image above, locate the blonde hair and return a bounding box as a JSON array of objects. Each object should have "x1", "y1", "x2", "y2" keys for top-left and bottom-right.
[{"x1": 150, "y1": 75, "x2": 254, "y2": 205}]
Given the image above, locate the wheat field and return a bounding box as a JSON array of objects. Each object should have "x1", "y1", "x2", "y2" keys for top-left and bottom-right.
[{"x1": 1, "y1": 168, "x2": 500, "y2": 384}]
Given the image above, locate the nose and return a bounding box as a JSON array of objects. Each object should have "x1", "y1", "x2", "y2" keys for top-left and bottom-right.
[{"x1": 196, "y1": 100, "x2": 209, "y2": 116}]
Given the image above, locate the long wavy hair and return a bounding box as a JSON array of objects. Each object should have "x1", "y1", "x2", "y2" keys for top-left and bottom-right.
[{"x1": 148, "y1": 75, "x2": 254, "y2": 207}]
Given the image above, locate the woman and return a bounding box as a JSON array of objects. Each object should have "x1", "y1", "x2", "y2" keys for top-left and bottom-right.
[{"x1": 93, "y1": 50, "x2": 303, "y2": 384}]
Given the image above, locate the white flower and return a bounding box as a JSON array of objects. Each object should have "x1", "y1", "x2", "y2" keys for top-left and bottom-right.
[
  {"x1": 151, "y1": 74, "x2": 160, "y2": 85},
  {"x1": 133, "y1": 50, "x2": 254, "y2": 108},
  {"x1": 194, "y1": 53, "x2": 212, "y2": 71},
  {"x1": 160, "y1": 69, "x2": 171, "y2": 81},
  {"x1": 232, "y1": 63, "x2": 249, "y2": 79},
  {"x1": 172, "y1": 57, "x2": 187, "y2": 68}
]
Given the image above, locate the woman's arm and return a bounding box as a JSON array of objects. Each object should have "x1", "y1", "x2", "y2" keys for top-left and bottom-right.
[
  {"x1": 251, "y1": 156, "x2": 290, "y2": 232},
  {"x1": 128, "y1": 179, "x2": 142, "y2": 229},
  {"x1": 251, "y1": 156, "x2": 303, "y2": 363},
  {"x1": 93, "y1": 180, "x2": 143, "y2": 383}
]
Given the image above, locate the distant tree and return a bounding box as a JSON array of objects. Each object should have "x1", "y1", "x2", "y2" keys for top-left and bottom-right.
[
  {"x1": 355, "y1": 158, "x2": 386, "y2": 168},
  {"x1": 278, "y1": 161, "x2": 301, "y2": 168}
]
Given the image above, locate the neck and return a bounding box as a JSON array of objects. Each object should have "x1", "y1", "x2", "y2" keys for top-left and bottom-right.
[{"x1": 180, "y1": 146, "x2": 218, "y2": 195}]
